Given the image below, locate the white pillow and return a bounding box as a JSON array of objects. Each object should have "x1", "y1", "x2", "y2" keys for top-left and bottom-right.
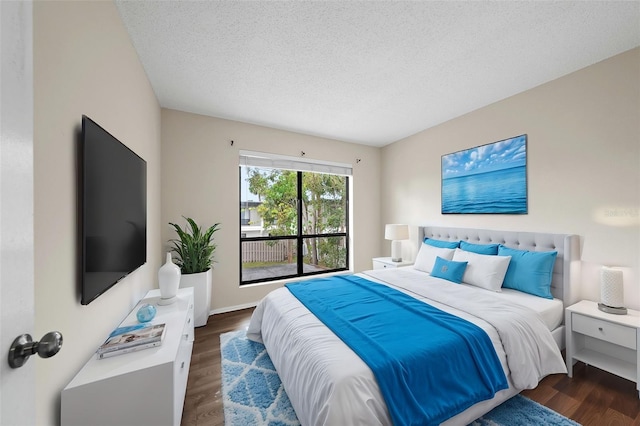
[
  {"x1": 413, "y1": 244, "x2": 455, "y2": 274},
  {"x1": 452, "y1": 248, "x2": 511, "y2": 292}
]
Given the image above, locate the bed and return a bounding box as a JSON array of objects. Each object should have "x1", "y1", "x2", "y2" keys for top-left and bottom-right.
[{"x1": 247, "y1": 226, "x2": 581, "y2": 425}]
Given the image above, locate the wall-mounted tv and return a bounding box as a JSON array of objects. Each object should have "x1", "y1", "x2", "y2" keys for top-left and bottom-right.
[
  {"x1": 441, "y1": 134, "x2": 527, "y2": 214},
  {"x1": 80, "y1": 115, "x2": 147, "y2": 305}
]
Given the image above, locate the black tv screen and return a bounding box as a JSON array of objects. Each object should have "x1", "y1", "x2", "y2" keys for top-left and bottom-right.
[{"x1": 81, "y1": 115, "x2": 147, "y2": 305}]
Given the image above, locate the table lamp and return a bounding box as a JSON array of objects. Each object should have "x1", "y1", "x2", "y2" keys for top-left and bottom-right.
[
  {"x1": 385, "y1": 224, "x2": 409, "y2": 262},
  {"x1": 598, "y1": 266, "x2": 627, "y2": 315}
]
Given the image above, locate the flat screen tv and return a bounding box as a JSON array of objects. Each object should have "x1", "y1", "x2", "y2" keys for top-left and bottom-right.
[{"x1": 80, "y1": 115, "x2": 147, "y2": 305}]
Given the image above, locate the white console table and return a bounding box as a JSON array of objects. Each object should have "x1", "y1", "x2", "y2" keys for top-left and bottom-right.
[{"x1": 61, "y1": 288, "x2": 195, "y2": 425}]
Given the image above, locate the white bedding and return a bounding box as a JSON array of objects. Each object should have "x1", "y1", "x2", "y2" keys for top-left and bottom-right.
[
  {"x1": 490, "y1": 287, "x2": 564, "y2": 331},
  {"x1": 247, "y1": 268, "x2": 567, "y2": 425}
]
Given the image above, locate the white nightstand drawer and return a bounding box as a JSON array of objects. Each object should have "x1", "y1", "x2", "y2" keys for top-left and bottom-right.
[
  {"x1": 372, "y1": 257, "x2": 413, "y2": 270},
  {"x1": 572, "y1": 313, "x2": 636, "y2": 350},
  {"x1": 374, "y1": 262, "x2": 393, "y2": 270}
]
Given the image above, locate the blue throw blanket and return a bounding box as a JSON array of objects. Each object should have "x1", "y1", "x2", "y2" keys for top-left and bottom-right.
[{"x1": 286, "y1": 275, "x2": 508, "y2": 426}]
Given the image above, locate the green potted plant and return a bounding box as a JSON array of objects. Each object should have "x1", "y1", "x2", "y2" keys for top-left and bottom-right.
[{"x1": 169, "y1": 217, "x2": 221, "y2": 327}]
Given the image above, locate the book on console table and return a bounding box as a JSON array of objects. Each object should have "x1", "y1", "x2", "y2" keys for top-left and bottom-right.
[{"x1": 97, "y1": 323, "x2": 166, "y2": 359}]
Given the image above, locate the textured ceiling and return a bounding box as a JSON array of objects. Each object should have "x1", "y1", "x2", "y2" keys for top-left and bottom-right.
[{"x1": 115, "y1": 1, "x2": 640, "y2": 147}]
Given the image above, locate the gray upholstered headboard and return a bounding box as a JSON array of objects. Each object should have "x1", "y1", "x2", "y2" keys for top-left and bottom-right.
[{"x1": 418, "y1": 226, "x2": 581, "y2": 308}]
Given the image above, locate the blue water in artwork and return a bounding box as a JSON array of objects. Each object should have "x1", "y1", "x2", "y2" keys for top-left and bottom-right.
[{"x1": 442, "y1": 165, "x2": 527, "y2": 214}]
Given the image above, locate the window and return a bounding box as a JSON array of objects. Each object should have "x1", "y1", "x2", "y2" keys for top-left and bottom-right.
[{"x1": 239, "y1": 152, "x2": 350, "y2": 285}]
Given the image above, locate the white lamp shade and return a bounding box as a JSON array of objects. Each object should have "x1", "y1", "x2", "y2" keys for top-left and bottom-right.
[
  {"x1": 385, "y1": 224, "x2": 409, "y2": 241},
  {"x1": 601, "y1": 266, "x2": 624, "y2": 308}
]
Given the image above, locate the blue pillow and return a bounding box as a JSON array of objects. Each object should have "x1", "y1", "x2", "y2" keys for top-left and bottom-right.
[
  {"x1": 423, "y1": 238, "x2": 460, "y2": 249},
  {"x1": 459, "y1": 241, "x2": 499, "y2": 255},
  {"x1": 430, "y1": 256, "x2": 468, "y2": 284},
  {"x1": 498, "y1": 245, "x2": 557, "y2": 299}
]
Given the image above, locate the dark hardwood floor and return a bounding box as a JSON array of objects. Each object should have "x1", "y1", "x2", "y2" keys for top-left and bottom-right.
[{"x1": 182, "y1": 308, "x2": 640, "y2": 426}]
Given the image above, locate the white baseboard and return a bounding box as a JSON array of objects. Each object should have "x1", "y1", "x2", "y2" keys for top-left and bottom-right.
[{"x1": 209, "y1": 301, "x2": 259, "y2": 315}]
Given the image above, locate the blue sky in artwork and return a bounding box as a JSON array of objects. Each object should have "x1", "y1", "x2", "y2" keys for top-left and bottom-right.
[{"x1": 442, "y1": 135, "x2": 527, "y2": 179}]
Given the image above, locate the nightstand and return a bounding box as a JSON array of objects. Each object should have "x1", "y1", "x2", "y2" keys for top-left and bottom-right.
[
  {"x1": 372, "y1": 257, "x2": 413, "y2": 270},
  {"x1": 565, "y1": 300, "x2": 640, "y2": 398}
]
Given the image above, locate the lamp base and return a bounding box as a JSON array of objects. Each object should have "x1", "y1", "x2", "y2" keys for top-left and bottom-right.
[
  {"x1": 598, "y1": 303, "x2": 628, "y2": 315},
  {"x1": 390, "y1": 240, "x2": 402, "y2": 263}
]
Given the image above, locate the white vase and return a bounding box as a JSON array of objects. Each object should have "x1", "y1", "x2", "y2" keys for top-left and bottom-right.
[{"x1": 158, "y1": 252, "x2": 181, "y2": 305}]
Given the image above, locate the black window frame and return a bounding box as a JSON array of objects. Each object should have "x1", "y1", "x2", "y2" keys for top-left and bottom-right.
[{"x1": 239, "y1": 168, "x2": 350, "y2": 285}]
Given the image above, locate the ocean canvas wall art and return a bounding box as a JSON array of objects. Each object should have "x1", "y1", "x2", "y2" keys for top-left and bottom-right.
[{"x1": 441, "y1": 135, "x2": 527, "y2": 214}]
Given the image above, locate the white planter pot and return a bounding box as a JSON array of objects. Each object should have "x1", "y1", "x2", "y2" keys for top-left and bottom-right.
[
  {"x1": 158, "y1": 253, "x2": 181, "y2": 305},
  {"x1": 179, "y1": 269, "x2": 211, "y2": 327}
]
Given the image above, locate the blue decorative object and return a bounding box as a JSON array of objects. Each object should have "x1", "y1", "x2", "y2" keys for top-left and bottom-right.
[
  {"x1": 460, "y1": 240, "x2": 500, "y2": 255},
  {"x1": 423, "y1": 238, "x2": 460, "y2": 249},
  {"x1": 498, "y1": 245, "x2": 558, "y2": 299},
  {"x1": 136, "y1": 303, "x2": 157, "y2": 323},
  {"x1": 431, "y1": 256, "x2": 468, "y2": 283}
]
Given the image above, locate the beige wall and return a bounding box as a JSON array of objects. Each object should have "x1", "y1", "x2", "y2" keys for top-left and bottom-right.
[
  {"x1": 34, "y1": 2, "x2": 161, "y2": 425},
  {"x1": 381, "y1": 48, "x2": 640, "y2": 310},
  {"x1": 161, "y1": 109, "x2": 381, "y2": 310}
]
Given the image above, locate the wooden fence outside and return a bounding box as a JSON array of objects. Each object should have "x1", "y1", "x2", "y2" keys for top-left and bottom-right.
[{"x1": 242, "y1": 240, "x2": 291, "y2": 263}]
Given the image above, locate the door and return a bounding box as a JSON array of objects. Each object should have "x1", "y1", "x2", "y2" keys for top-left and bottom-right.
[{"x1": 0, "y1": 1, "x2": 36, "y2": 425}]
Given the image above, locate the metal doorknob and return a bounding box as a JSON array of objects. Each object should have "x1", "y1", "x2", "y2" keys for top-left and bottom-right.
[{"x1": 8, "y1": 331, "x2": 63, "y2": 368}]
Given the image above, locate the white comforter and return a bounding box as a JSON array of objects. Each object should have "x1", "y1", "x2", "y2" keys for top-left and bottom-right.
[{"x1": 247, "y1": 268, "x2": 566, "y2": 425}]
